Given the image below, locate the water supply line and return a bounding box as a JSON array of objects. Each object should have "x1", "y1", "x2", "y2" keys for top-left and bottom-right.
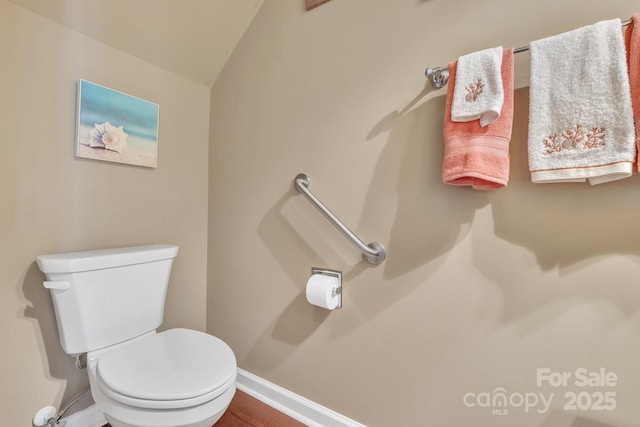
[{"x1": 33, "y1": 388, "x2": 91, "y2": 427}]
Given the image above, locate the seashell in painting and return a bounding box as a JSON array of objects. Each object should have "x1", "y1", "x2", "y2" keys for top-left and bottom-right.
[
  {"x1": 88, "y1": 121, "x2": 128, "y2": 154},
  {"x1": 88, "y1": 123, "x2": 106, "y2": 148}
]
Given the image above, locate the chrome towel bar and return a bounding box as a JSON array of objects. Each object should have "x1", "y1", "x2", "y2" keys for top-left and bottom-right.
[
  {"x1": 425, "y1": 18, "x2": 632, "y2": 88},
  {"x1": 294, "y1": 173, "x2": 386, "y2": 265}
]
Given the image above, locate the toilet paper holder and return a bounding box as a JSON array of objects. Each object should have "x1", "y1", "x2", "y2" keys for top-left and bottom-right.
[{"x1": 311, "y1": 267, "x2": 342, "y2": 309}]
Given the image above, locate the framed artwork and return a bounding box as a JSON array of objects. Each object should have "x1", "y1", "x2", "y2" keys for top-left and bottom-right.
[{"x1": 76, "y1": 80, "x2": 160, "y2": 168}]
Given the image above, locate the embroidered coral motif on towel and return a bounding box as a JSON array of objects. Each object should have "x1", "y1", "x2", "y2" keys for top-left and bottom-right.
[
  {"x1": 464, "y1": 79, "x2": 484, "y2": 102},
  {"x1": 542, "y1": 125, "x2": 606, "y2": 155}
]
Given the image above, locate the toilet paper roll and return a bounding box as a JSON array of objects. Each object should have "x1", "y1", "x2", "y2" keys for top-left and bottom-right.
[{"x1": 306, "y1": 273, "x2": 340, "y2": 310}]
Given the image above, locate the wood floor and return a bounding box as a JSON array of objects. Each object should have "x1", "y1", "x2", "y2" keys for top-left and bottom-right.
[
  {"x1": 103, "y1": 390, "x2": 305, "y2": 427},
  {"x1": 215, "y1": 390, "x2": 305, "y2": 426}
]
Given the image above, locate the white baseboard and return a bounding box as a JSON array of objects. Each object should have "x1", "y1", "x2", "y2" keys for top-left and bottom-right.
[
  {"x1": 61, "y1": 404, "x2": 106, "y2": 427},
  {"x1": 60, "y1": 370, "x2": 365, "y2": 427},
  {"x1": 236, "y1": 368, "x2": 367, "y2": 427}
]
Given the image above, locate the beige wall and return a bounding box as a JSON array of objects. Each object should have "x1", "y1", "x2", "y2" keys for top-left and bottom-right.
[
  {"x1": 209, "y1": 1, "x2": 640, "y2": 426},
  {"x1": 0, "y1": 1, "x2": 210, "y2": 424}
]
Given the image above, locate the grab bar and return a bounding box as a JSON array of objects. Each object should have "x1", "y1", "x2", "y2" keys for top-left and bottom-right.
[{"x1": 294, "y1": 173, "x2": 386, "y2": 265}]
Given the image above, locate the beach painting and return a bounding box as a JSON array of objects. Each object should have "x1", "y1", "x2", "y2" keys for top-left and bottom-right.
[{"x1": 76, "y1": 80, "x2": 159, "y2": 168}]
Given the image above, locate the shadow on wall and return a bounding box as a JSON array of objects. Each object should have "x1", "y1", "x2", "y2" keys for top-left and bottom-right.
[
  {"x1": 542, "y1": 410, "x2": 620, "y2": 427},
  {"x1": 569, "y1": 417, "x2": 620, "y2": 427},
  {"x1": 258, "y1": 191, "x2": 328, "y2": 288},
  {"x1": 243, "y1": 289, "x2": 332, "y2": 371},
  {"x1": 254, "y1": 84, "x2": 640, "y2": 358},
  {"x1": 252, "y1": 83, "x2": 493, "y2": 363},
  {"x1": 21, "y1": 262, "x2": 92, "y2": 417},
  {"x1": 360, "y1": 83, "x2": 492, "y2": 282},
  {"x1": 247, "y1": 190, "x2": 332, "y2": 370},
  {"x1": 491, "y1": 88, "x2": 640, "y2": 271},
  {"x1": 475, "y1": 88, "x2": 640, "y2": 325}
]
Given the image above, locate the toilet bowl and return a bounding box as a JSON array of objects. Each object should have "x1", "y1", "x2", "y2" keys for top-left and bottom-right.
[
  {"x1": 36, "y1": 245, "x2": 237, "y2": 427},
  {"x1": 88, "y1": 329, "x2": 237, "y2": 427}
]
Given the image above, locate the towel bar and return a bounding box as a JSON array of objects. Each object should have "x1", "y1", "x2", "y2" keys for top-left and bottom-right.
[
  {"x1": 425, "y1": 18, "x2": 631, "y2": 88},
  {"x1": 294, "y1": 173, "x2": 386, "y2": 265}
]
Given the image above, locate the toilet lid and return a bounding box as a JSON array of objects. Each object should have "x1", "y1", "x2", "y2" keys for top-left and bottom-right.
[{"x1": 96, "y1": 328, "x2": 236, "y2": 401}]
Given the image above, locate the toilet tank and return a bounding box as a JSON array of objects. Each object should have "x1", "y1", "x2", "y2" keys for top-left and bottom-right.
[{"x1": 36, "y1": 244, "x2": 179, "y2": 355}]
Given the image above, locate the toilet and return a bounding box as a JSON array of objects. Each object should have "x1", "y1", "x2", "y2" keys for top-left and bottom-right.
[{"x1": 36, "y1": 244, "x2": 237, "y2": 427}]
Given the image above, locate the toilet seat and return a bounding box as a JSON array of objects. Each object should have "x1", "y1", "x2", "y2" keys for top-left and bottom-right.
[{"x1": 94, "y1": 328, "x2": 236, "y2": 409}]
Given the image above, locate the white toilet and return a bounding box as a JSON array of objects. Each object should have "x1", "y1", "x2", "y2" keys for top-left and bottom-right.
[{"x1": 36, "y1": 244, "x2": 237, "y2": 427}]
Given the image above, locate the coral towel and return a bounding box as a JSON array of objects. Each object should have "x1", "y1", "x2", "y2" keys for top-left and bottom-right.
[
  {"x1": 451, "y1": 46, "x2": 504, "y2": 127},
  {"x1": 442, "y1": 48, "x2": 514, "y2": 190},
  {"x1": 625, "y1": 13, "x2": 640, "y2": 171},
  {"x1": 528, "y1": 19, "x2": 636, "y2": 184}
]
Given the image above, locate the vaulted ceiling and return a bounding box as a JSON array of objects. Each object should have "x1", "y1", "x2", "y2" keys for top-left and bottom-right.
[{"x1": 10, "y1": 0, "x2": 264, "y2": 86}]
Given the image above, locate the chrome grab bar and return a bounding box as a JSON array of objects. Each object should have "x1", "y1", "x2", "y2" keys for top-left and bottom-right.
[{"x1": 294, "y1": 173, "x2": 386, "y2": 265}]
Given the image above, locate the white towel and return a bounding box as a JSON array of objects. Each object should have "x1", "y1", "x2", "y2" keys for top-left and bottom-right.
[
  {"x1": 451, "y1": 46, "x2": 504, "y2": 127},
  {"x1": 528, "y1": 19, "x2": 636, "y2": 184}
]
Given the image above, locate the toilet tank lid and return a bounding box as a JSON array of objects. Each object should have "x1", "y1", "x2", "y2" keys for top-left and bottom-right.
[{"x1": 36, "y1": 244, "x2": 179, "y2": 274}]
